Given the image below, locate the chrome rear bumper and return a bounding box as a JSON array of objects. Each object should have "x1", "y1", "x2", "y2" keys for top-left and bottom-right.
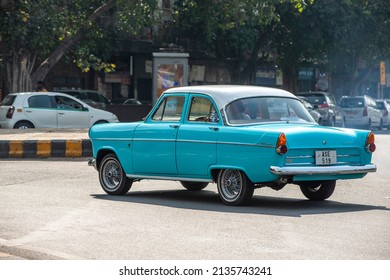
[
  {"x1": 270, "y1": 164, "x2": 377, "y2": 176},
  {"x1": 88, "y1": 158, "x2": 97, "y2": 170}
]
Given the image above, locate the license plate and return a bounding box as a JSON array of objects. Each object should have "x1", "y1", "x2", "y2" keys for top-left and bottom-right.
[{"x1": 315, "y1": 150, "x2": 337, "y2": 165}]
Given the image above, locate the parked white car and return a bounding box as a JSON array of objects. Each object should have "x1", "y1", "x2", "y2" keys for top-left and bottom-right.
[
  {"x1": 339, "y1": 95, "x2": 382, "y2": 130},
  {"x1": 376, "y1": 99, "x2": 390, "y2": 129},
  {"x1": 0, "y1": 92, "x2": 119, "y2": 129}
]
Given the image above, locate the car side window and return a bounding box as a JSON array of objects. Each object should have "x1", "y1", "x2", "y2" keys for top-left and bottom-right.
[
  {"x1": 188, "y1": 97, "x2": 218, "y2": 123},
  {"x1": 28, "y1": 95, "x2": 53, "y2": 108},
  {"x1": 152, "y1": 96, "x2": 185, "y2": 122},
  {"x1": 55, "y1": 96, "x2": 83, "y2": 110}
]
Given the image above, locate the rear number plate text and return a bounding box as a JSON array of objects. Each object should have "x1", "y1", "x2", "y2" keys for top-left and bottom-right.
[{"x1": 315, "y1": 150, "x2": 337, "y2": 165}]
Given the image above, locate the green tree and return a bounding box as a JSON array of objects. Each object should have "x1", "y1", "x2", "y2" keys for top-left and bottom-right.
[
  {"x1": 273, "y1": 0, "x2": 390, "y2": 93},
  {"x1": 329, "y1": 0, "x2": 390, "y2": 95},
  {"x1": 171, "y1": 0, "x2": 313, "y2": 85},
  {"x1": 0, "y1": 0, "x2": 157, "y2": 93}
]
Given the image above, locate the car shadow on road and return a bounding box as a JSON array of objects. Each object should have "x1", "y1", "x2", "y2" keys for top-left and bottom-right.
[{"x1": 91, "y1": 189, "x2": 389, "y2": 217}]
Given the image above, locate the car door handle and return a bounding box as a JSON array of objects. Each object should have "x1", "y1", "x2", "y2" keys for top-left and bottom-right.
[
  {"x1": 209, "y1": 127, "x2": 219, "y2": 131},
  {"x1": 25, "y1": 110, "x2": 32, "y2": 113},
  {"x1": 169, "y1": 124, "x2": 179, "y2": 129},
  {"x1": 58, "y1": 112, "x2": 65, "y2": 115}
]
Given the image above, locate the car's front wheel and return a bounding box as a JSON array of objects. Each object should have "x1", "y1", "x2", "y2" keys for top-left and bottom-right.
[
  {"x1": 299, "y1": 180, "x2": 336, "y2": 201},
  {"x1": 217, "y1": 169, "x2": 254, "y2": 206},
  {"x1": 99, "y1": 153, "x2": 132, "y2": 195},
  {"x1": 180, "y1": 181, "x2": 208, "y2": 191}
]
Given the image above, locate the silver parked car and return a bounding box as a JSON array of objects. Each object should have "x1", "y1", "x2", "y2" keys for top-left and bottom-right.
[
  {"x1": 339, "y1": 95, "x2": 382, "y2": 130},
  {"x1": 0, "y1": 92, "x2": 118, "y2": 129},
  {"x1": 297, "y1": 96, "x2": 323, "y2": 125},
  {"x1": 295, "y1": 91, "x2": 343, "y2": 126},
  {"x1": 376, "y1": 99, "x2": 390, "y2": 129}
]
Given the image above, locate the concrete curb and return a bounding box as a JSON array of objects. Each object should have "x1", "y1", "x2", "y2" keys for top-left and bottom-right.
[{"x1": 0, "y1": 139, "x2": 92, "y2": 158}]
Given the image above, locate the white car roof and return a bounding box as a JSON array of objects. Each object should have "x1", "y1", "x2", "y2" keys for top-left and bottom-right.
[
  {"x1": 163, "y1": 85, "x2": 296, "y2": 108},
  {"x1": 10, "y1": 91, "x2": 80, "y2": 96},
  {"x1": 7, "y1": 91, "x2": 94, "y2": 108}
]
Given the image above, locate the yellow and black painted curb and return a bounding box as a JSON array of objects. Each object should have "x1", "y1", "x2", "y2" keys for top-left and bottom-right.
[{"x1": 0, "y1": 139, "x2": 92, "y2": 158}]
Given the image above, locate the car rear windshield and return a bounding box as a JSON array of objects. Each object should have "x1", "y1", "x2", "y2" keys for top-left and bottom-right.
[
  {"x1": 340, "y1": 98, "x2": 364, "y2": 108},
  {"x1": 376, "y1": 102, "x2": 385, "y2": 109},
  {"x1": 300, "y1": 94, "x2": 326, "y2": 105},
  {"x1": 0, "y1": 95, "x2": 16, "y2": 106}
]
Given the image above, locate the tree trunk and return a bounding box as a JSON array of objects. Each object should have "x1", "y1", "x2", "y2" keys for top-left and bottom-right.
[
  {"x1": 281, "y1": 65, "x2": 297, "y2": 92},
  {"x1": 31, "y1": 0, "x2": 117, "y2": 87},
  {"x1": 5, "y1": 48, "x2": 36, "y2": 92},
  {"x1": 30, "y1": 32, "x2": 84, "y2": 87}
]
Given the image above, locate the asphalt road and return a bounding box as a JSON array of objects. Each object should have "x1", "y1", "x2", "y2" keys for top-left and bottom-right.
[{"x1": 0, "y1": 135, "x2": 389, "y2": 260}]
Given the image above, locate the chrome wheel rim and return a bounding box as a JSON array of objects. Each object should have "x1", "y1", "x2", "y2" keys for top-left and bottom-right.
[
  {"x1": 102, "y1": 159, "x2": 122, "y2": 191},
  {"x1": 307, "y1": 186, "x2": 320, "y2": 192},
  {"x1": 306, "y1": 182, "x2": 321, "y2": 192},
  {"x1": 220, "y1": 170, "x2": 242, "y2": 201}
]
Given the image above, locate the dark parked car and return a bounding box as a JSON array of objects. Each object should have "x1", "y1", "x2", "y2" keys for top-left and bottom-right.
[
  {"x1": 123, "y1": 98, "x2": 142, "y2": 105},
  {"x1": 55, "y1": 90, "x2": 111, "y2": 109},
  {"x1": 296, "y1": 91, "x2": 343, "y2": 126}
]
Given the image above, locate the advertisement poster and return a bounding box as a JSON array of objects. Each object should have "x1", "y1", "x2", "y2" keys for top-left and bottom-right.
[{"x1": 157, "y1": 64, "x2": 183, "y2": 97}]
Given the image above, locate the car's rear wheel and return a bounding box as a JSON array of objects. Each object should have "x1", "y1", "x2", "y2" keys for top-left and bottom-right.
[
  {"x1": 366, "y1": 119, "x2": 372, "y2": 130},
  {"x1": 94, "y1": 120, "x2": 108, "y2": 125},
  {"x1": 99, "y1": 153, "x2": 132, "y2": 195},
  {"x1": 14, "y1": 121, "x2": 34, "y2": 129},
  {"x1": 330, "y1": 117, "x2": 335, "y2": 127},
  {"x1": 299, "y1": 180, "x2": 336, "y2": 201},
  {"x1": 217, "y1": 169, "x2": 254, "y2": 206},
  {"x1": 180, "y1": 181, "x2": 208, "y2": 191},
  {"x1": 378, "y1": 119, "x2": 383, "y2": 130}
]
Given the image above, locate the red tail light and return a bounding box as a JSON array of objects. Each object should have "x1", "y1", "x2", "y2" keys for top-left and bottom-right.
[
  {"x1": 384, "y1": 110, "x2": 389, "y2": 116},
  {"x1": 276, "y1": 133, "x2": 288, "y2": 155},
  {"x1": 363, "y1": 106, "x2": 368, "y2": 116},
  {"x1": 365, "y1": 132, "x2": 376, "y2": 153},
  {"x1": 6, "y1": 106, "x2": 15, "y2": 119},
  {"x1": 318, "y1": 103, "x2": 329, "y2": 108}
]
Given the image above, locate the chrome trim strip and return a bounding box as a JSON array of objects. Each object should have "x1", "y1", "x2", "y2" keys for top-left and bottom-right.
[
  {"x1": 132, "y1": 138, "x2": 174, "y2": 142},
  {"x1": 126, "y1": 174, "x2": 213, "y2": 182},
  {"x1": 286, "y1": 154, "x2": 360, "y2": 160},
  {"x1": 94, "y1": 137, "x2": 273, "y2": 148},
  {"x1": 285, "y1": 161, "x2": 361, "y2": 166},
  {"x1": 270, "y1": 164, "x2": 377, "y2": 175},
  {"x1": 175, "y1": 139, "x2": 217, "y2": 145},
  {"x1": 286, "y1": 155, "x2": 313, "y2": 159},
  {"x1": 337, "y1": 154, "x2": 360, "y2": 158},
  {"x1": 215, "y1": 141, "x2": 271, "y2": 147},
  {"x1": 92, "y1": 138, "x2": 132, "y2": 141},
  {"x1": 334, "y1": 161, "x2": 361, "y2": 165}
]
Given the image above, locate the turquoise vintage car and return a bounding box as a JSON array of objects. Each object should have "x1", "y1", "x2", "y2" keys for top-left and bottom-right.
[{"x1": 88, "y1": 85, "x2": 376, "y2": 206}]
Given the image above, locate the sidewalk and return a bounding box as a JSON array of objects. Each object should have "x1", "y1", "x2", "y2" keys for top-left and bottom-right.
[{"x1": 0, "y1": 129, "x2": 91, "y2": 158}]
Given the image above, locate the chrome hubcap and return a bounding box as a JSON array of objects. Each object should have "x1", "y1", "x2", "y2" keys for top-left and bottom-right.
[
  {"x1": 103, "y1": 160, "x2": 122, "y2": 190},
  {"x1": 221, "y1": 170, "x2": 242, "y2": 201}
]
